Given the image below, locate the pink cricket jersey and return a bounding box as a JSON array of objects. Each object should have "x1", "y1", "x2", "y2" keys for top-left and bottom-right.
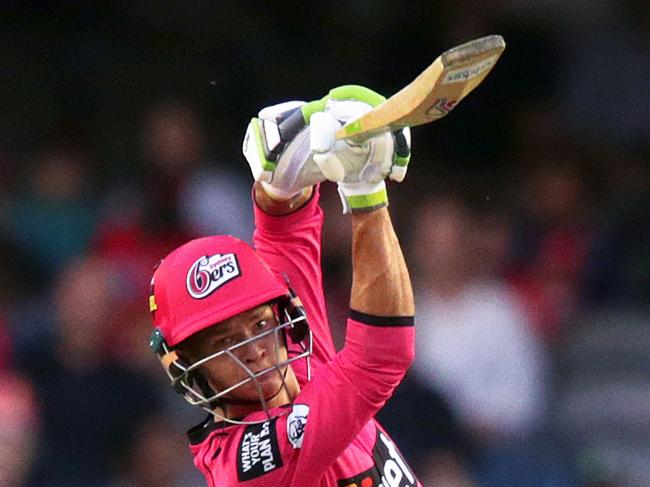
[{"x1": 187, "y1": 187, "x2": 421, "y2": 486}]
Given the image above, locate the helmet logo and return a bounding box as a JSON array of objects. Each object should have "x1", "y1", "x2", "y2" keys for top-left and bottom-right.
[{"x1": 186, "y1": 253, "x2": 241, "y2": 299}]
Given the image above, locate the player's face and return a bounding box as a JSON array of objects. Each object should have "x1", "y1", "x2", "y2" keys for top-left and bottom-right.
[{"x1": 179, "y1": 304, "x2": 290, "y2": 403}]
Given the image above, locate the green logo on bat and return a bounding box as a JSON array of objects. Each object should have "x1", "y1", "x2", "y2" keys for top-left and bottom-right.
[{"x1": 344, "y1": 120, "x2": 362, "y2": 135}]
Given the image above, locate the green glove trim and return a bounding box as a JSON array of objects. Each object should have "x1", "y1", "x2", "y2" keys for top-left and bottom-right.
[
  {"x1": 393, "y1": 154, "x2": 410, "y2": 167},
  {"x1": 343, "y1": 119, "x2": 363, "y2": 136},
  {"x1": 301, "y1": 99, "x2": 327, "y2": 125},
  {"x1": 251, "y1": 118, "x2": 277, "y2": 172},
  {"x1": 345, "y1": 187, "x2": 388, "y2": 212},
  {"x1": 328, "y1": 85, "x2": 386, "y2": 107},
  {"x1": 301, "y1": 85, "x2": 387, "y2": 125}
]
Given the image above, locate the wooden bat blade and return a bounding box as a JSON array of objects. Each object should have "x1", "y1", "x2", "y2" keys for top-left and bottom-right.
[{"x1": 336, "y1": 35, "x2": 506, "y2": 142}]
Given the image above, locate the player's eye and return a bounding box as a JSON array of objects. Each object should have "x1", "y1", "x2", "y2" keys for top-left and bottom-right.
[
  {"x1": 255, "y1": 320, "x2": 269, "y2": 331},
  {"x1": 214, "y1": 336, "x2": 235, "y2": 349},
  {"x1": 254, "y1": 318, "x2": 276, "y2": 335}
]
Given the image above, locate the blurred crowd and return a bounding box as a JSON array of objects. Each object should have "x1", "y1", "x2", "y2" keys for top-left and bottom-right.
[{"x1": 1, "y1": 1, "x2": 649, "y2": 486}]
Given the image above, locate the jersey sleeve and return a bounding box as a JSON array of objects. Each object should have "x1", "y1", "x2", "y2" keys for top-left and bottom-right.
[
  {"x1": 253, "y1": 185, "x2": 336, "y2": 363},
  {"x1": 277, "y1": 311, "x2": 416, "y2": 485}
]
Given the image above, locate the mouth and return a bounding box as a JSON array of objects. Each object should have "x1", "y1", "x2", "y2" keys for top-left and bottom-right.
[{"x1": 253, "y1": 369, "x2": 282, "y2": 384}]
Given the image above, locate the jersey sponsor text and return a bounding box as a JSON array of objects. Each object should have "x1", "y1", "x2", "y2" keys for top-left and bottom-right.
[{"x1": 237, "y1": 419, "x2": 283, "y2": 481}]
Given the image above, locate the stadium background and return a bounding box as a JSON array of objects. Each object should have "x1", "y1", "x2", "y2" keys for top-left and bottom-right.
[{"x1": 1, "y1": 1, "x2": 649, "y2": 486}]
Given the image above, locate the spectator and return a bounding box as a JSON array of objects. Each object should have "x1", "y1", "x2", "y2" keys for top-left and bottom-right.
[
  {"x1": 23, "y1": 255, "x2": 160, "y2": 487},
  {"x1": 0, "y1": 311, "x2": 40, "y2": 487},
  {"x1": 108, "y1": 414, "x2": 203, "y2": 487},
  {"x1": 4, "y1": 144, "x2": 98, "y2": 286},
  {"x1": 507, "y1": 159, "x2": 593, "y2": 341},
  {"x1": 0, "y1": 372, "x2": 40, "y2": 487},
  {"x1": 409, "y1": 196, "x2": 558, "y2": 485},
  {"x1": 377, "y1": 373, "x2": 474, "y2": 487},
  {"x1": 93, "y1": 98, "x2": 253, "y2": 303},
  {"x1": 412, "y1": 197, "x2": 546, "y2": 442},
  {"x1": 584, "y1": 148, "x2": 650, "y2": 304}
]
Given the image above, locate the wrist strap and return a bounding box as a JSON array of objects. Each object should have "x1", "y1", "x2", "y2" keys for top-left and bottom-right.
[{"x1": 337, "y1": 181, "x2": 388, "y2": 214}]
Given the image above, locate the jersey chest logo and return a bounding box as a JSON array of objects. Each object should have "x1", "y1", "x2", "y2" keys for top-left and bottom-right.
[
  {"x1": 237, "y1": 419, "x2": 283, "y2": 481},
  {"x1": 338, "y1": 429, "x2": 417, "y2": 487},
  {"x1": 287, "y1": 404, "x2": 309, "y2": 448}
]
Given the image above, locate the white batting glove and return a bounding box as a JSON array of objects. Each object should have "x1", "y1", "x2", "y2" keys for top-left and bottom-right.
[
  {"x1": 242, "y1": 86, "x2": 411, "y2": 209},
  {"x1": 242, "y1": 100, "x2": 317, "y2": 200},
  {"x1": 305, "y1": 86, "x2": 411, "y2": 213}
]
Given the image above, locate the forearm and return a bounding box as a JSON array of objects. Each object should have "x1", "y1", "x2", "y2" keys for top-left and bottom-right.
[
  {"x1": 322, "y1": 209, "x2": 415, "y2": 437},
  {"x1": 350, "y1": 208, "x2": 414, "y2": 316}
]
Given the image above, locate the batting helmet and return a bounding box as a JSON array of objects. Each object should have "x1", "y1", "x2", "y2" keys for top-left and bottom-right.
[{"x1": 148, "y1": 235, "x2": 311, "y2": 423}]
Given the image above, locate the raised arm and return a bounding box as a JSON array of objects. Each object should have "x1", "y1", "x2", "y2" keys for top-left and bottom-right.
[
  {"x1": 253, "y1": 153, "x2": 414, "y2": 320},
  {"x1": 282, "y1": 203, "x2": 417, "y2": 485},
  {"x1": 243, "y1": 86, "x2": 411, "y2": 367},
  {"x1": 350, "y1": 207, "x2": 414, "y2": 317},
  {"x1": 252, "y1": 183, "x2": 338, "y2": 368},
  {"x1": 242, "y1": 87, "x2": 418, "y2": 485}
]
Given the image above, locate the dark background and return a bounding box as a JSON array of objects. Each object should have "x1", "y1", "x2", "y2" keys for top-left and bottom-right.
[{"x1": 0, "y1": 2, "x2": 648, "y2": 486}]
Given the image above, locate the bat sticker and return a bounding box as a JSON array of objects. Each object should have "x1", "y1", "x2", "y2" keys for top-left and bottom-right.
[
  {"x1": 442, "y1": 55, "x2": 499, "y2": 84},
  {"x1": 425, "y1": 98, "x2": 458, "y2": 117}
]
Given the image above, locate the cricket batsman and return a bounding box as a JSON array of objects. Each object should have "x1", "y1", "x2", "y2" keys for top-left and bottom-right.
[{"x1": 148, "y1": 85, "x2": 421, "y2": 486}]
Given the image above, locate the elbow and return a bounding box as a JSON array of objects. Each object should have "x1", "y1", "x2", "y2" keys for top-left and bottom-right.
[
  {"x1": 405, "y1": 339, "x2": 416, "y2": 370},
  {"x1": 345, "y1": 315, "x2": 416, "y2": 373},
  {"x1": 373, "y1": 326, "x2": 416, "y2": 374},
  {"x1": 394, "y1": 337, "x2": 415, "y2": 372}
]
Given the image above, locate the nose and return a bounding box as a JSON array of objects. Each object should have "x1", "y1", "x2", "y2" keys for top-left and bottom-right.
[{"x1": 239, "y1": 338, "x2": 266, "y2": 365}]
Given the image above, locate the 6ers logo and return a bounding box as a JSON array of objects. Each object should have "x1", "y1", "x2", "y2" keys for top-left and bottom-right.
[{"x1": 186, "y1": 253, "x2": 241, "y2": 299}]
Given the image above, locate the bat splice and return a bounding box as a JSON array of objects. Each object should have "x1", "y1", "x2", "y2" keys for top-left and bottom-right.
[{"x1": 336, "y1": 35, "x2": 506, "y2": 142}]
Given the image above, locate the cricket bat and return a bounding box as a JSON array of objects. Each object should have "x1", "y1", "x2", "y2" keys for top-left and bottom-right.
[{"x1": 336, "y1": 35, "x2": 506, "y2": 142}]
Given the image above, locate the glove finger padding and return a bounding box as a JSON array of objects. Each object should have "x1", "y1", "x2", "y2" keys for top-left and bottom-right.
[
  {"x1": 310, "y1": 111, "x2": 345, "y2": 182},
  {"x1": 243, "y1": 101, "x2": 325, "y2": 200},
  {"x1": 389, "y1": 127, "x2": 411, "y2": 183},
  {"x1": 335, "y1": 124, "x2": 411, "y2": 213},
  {"x1": 243, "y1": 101, "x2": 305, "y2": 182},
  {"x1": 242, "y1": 93, "x2": 373, "y2": 201}
]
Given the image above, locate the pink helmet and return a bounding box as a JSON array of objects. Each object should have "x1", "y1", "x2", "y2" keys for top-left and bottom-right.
[
  {"x1": 149, "y1": 235, "x2": 289, "y2": 347},
  {"x1": 148, "y1": 235, "x2": 312, "y2": 423}
]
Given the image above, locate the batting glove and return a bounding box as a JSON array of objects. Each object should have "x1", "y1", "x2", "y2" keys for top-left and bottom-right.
[
  {"x1": 242, "y1": 86, "x2": 411, "y2": 210},
  {"x1": 304, "y1": 85, "x2": 411, "y2": 213},
  {"x1": 242, "y1": 100, "x2": 315, "y2": 200}
]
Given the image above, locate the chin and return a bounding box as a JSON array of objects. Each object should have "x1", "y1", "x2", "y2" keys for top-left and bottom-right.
[{"x1": 242, "y1": 372, "x2": 285, "y2": 399}]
